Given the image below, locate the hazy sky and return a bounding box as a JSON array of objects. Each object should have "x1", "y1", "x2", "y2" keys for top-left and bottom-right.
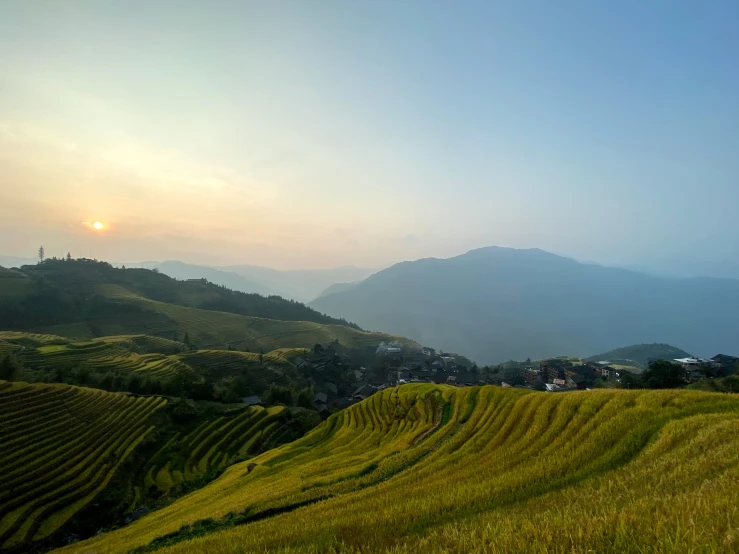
[{"x1": 1, "y1": 1, "x2": 737, "y2": 269}]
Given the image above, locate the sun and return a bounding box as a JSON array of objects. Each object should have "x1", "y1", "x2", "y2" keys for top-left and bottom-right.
[{"x1": 92, "y1": 221, "x2": 104, "y2": 230}]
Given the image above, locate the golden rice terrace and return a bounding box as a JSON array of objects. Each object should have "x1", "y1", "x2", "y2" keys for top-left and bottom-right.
[
  {"x1": 0, "y1": 382, "x2": 164, "y2": 549},
  {"x1": 57, "y1": 384, "x2": 739, "y2": 554}
]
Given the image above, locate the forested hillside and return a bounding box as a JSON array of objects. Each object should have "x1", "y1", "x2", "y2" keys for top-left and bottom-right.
[
  {"x1": 0, "y1": 260, "x2": 417, "y2": 354},
  {"x1": 0, "y1": 259, "x2": 358, "y2": 333},
  {"x1": 60, "y1": 384, "x2": 739, "y2": 554}
]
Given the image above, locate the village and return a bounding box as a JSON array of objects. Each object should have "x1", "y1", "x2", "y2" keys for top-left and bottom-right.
[{"x1": 294, "y1": 343, "x2": 739, "y2": 414}]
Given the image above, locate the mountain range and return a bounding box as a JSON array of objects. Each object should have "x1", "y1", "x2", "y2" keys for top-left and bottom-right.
[
  {"x1": 125, "y1": 261, "x2": 375, "y2": 302},
  {"x1": 310, "y1": 246, "x2": 739, "y2": 364}
]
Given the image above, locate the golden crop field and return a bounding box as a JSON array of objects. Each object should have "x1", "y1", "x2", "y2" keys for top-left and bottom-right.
[
  {"x1": 143, "y1": 405, "x2": 289, "y2": 496},
  {"x1": 58, "y1": 384, "x2": 739, "y2": 554},
  {"x1": 0, "y1": 381, "x2": 165, "y2": 550}
]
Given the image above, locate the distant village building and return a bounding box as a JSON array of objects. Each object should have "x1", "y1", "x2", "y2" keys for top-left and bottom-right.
[
  {"x1": 540, "y1": 359, "x2": 572, "y2": 383},
  {"x1": 421, "y1": 347, "x2": 436, "y2": 357},
  {"x1": 352, "y1": 384, "x2": 375, "y2": 402}
]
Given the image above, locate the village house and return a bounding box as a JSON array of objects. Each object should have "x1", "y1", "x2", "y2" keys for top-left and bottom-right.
[
  {"x1": 352, "y1": 384, "x2": 375, "y2": 402},
  {"x1": 673, "y1": 357, "x2": 707, "y2": 370},
  {"x1": 540, "y1": 359, "x2": 572, "y2": 383},
  {"x1": 523, "y1": 367, "x2": 543, "y2": 386},
  {"x1": 397, "y1": 367, "x2": 411, "y2": 381},
  {"x1": 566, "y1": 374, "x2": 586, "y2": 389}
]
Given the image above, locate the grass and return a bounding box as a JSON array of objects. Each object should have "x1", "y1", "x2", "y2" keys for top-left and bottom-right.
[
  {"x1": 0, "y1": 381, "x2": 165, "y2": 549},
  {"x1": 58, "y1": 384, "x2": 739, "y2": 554}
]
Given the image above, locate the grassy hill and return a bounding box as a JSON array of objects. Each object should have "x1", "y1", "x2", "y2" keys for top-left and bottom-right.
[
  {"x1": 587, "y1": 343, "x2": 693, "y2": 369},
  {"x1": 60, "y1": 384, "x2": 739, "y2": 554},
  {"x1": 0, "y1": 259, "x2": 417, "y2": 354},
  {"x1": 0, "y1": 258, "x2": 358, "y2": 330},
  {"x1": 0, "y1": 381, "x2": 319, "y2": 552}
]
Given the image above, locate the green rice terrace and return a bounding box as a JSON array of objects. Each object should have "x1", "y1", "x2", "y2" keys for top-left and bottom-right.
[
  {"x1": 0, "y1": 381, "x2": 320, "y2": 552},
  {"x1": 0, "y1": 331, "x2": 316, "y2": 400},
  {"x1": 54, "y1": 383, "x2": 739, "y2": 554}
]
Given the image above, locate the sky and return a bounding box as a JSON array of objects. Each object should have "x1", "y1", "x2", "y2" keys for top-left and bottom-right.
[{"x1": 0, "y1": 0, "x2": 737, "y2": 270}]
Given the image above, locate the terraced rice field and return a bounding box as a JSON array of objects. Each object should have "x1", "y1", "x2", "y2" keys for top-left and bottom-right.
[
  {"x1": 0, "y1": 381, "x2": 165, "y2": 549},
  {"x1": 179, "y1": 350, "x2": 295, "y2": 383},
  {"x1": 62, "y1": 384, "x2": 739, "y2": 554},
  {"x1": 142, "y1": 406, "x2": 290, "y2": 495},
  {"x1": 266, "y1": 348, "x2": 310, "y2": 361},
  {"x1": 20, "y1": 340, "x2": 189, "y2": 380}
]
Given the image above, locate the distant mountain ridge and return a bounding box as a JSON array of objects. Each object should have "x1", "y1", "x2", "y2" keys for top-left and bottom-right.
[
  {"x1": 218, "y1": 264, "x2": 376, "y2": 302},
  {"x1": 310, "y1": 246, "x2": 739, "y2": 364},
  {"x1": 137, "y1": 260, "x2": 280, "y2": 297}
]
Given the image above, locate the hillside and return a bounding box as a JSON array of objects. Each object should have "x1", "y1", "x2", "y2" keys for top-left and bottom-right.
[
  {"x1": 315, "y1": 281, "x2": 360, "y2": 299},
  {"x1": 0, "y1": 381, "x2": 319, "y2": 552},
  {"x1": 61, "y1": 384, "x2": 739, "y2": 553},
  {"x1": 0, "y1": 331, "x2": 369, "y2": 403},
  {"x1": 310, "y1": 246, "x2": 739, "y2": 364},
  {"x1": 587, "y1": 343, "x2": 693, "y2": 369},
  {"x1": 0, "y1": 259, "x2": 418, "y2": 353},
  {"x1": 0, "y1": 258, "x2": 358, "y2": 332}
]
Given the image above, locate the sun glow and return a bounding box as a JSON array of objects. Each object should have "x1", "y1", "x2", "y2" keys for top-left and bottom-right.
[{"x1": 92, "y1": 221, "x2": 104, "y2": 230}]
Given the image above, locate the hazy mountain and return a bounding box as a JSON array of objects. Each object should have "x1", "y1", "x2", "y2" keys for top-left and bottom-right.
[
  {"x1": 316, "y1": 281, "x2": 361, "y2": 299},
  {"x1": 0, "y1": 255, "x2": 37, "y2": 268},
  {"x1": 218, "y1": 264, "x2": 376, "y2": 302},
  {"x1": 134, "y1": 261, "x2": 281, "y2": 297},
  {"x1": 310, "y1": 246, "x2": 739, "y2": 364}
]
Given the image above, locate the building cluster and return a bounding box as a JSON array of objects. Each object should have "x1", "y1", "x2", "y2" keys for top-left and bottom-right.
[
  {"x1": 248, "y1": 343, "x2": 739, "y2": 415},
  {"x1": 667, "y1": 355, "x2": 738, "y2": 382},
  {"x1": 521, "y1": 359, "x2": 622, "y2": 391}
]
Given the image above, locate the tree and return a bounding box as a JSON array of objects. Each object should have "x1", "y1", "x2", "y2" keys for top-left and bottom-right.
[
  {"x1": 264, "y1": 384, "x2": 295, "y2": 406},
  {"x1": 641, "y1": 360, "x2": 686, "y2": 389},
  {"x1": 0, "y1": 356, "x2": 16, "y2": 381},
  {"x1": 296, "y1": 387, "x2": 314, "y2": 409},
  {"x1": 38, "y1": 246, "x2": 45, "y2": 263},
  {"x1": 183, "y1": 332, "x2": 191, "y2": 347},
  {"x1": 66, "y1": 252, "x2": 72, "y2": 261}
]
